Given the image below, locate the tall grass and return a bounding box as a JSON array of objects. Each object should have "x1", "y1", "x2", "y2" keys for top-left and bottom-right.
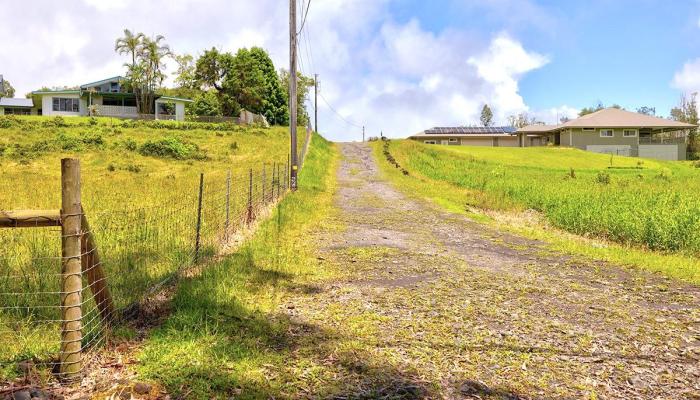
[
  {"x1": 0, "y1": 116, "x2": 304, "y2": 378},
  {"x1": 387, "y1": 140, "x2": 700, "y2": 255}
]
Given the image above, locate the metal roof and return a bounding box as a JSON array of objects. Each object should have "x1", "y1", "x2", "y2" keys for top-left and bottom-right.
[
  {"x1": 0, "y1": 98, "x2": 34, "y2": 108},
  {"x1": 517, "y1": 108, "x2": 698, "y2": 133},
  {"x1": 80, "y1": 76, "x2": 124, "y2": 89},
  {"x1": 424, "y1": 126, "x2": 517, "y2": 135},
  {"x1": 156, "y1": 96, "x2": 194, "y2": 103}
]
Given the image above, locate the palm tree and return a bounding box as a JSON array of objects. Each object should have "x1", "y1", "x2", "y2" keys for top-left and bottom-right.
[{"x1": 114, "y1": 29, "x2": 144, "y2": 68}]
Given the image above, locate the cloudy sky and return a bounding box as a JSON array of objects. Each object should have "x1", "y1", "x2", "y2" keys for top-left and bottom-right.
[{"x1": 2, "y1": 0, "x2": 700, "y2": 141}]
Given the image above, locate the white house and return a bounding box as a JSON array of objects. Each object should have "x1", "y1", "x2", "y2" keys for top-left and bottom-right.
[{"x1": 31, "y1": 76, "x2": 192, "y2": 121}]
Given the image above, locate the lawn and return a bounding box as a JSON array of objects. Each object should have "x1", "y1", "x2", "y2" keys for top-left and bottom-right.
[
  {"x1": 0, "y1": 115, "x2": 304, "y2": 380},
  {"x1": 133, "y1": 133, "x2": 339, "y2": 398},
  {"x1": 373, "y1": 140, "x2": 700, "y2": 283}
]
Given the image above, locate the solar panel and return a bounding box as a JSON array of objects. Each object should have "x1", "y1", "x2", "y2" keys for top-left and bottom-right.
[{"x1": 423, "y1": 126, "x2": 516, "y2": 135}]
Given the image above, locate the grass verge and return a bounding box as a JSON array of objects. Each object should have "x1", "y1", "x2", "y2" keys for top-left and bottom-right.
[
  {"x1": 371, "y1": 140, "x2": 700, "y2": 285},
  {"x1": 134, "y1": 134, "x2": 341, "y2": 398}
]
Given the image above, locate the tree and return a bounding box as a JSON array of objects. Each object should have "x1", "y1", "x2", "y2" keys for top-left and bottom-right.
[
  {"x1": 559, "y1": 116, "x2": 571, "y2": 123},
  {"x1": 670, "y1": 93, "x2": 698, "y2": 153},
  {"x1": 223, "y1": 48, "x2": 266, "y2": 114},
  {"x1": 480, "y1": 104, "x2": 493, "y2": 127},
  {"x1": 637, "y1": 106, "x2": 656, "y2": 116},
  {"x1": 190, "y1": 91, "x2": 223, "y2": 116},
  {"x1": 281, "y1": 69, "x2": 314, "y2": 127},
  {"x1": 173, "y1": 54, "x2": 198, "y2": 90},
  {"x1": 579, "y1": 101, "x2": 622, "y2": 116},
  {"x1": 115, "y1": 31, "x2": 173, "y2": 114},
  {"x1": 194, "y1": 48, "x2": 237, "y2": 116},
  {"x1": 249, "y1": 47, "x2": 288, "y2": 125},
  {"x1": 0, "y1": 78, "x2": 15, "y2": 98},
  {"x1": 507, "y1": 112, "x2": 543, "y2": 128},
  {"x1": 115, "y1": 29, "x2": 144, "y2": 69}
]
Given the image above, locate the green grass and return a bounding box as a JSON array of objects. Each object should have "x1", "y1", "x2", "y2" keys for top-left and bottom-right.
[
  {"x1": 372, "y1": 140, "x2": 700, "y2": 284},
  {"x1": 134, "y1": 134, "x2": 340, "y2": 398},
  {"x1": 0, "y1": 115, "x2": 305, "y2": 379}
]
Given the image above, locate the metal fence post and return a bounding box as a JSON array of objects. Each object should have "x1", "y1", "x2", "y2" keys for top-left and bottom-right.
[
  {"x1": 262, "y1": 165, "x2": 266, "y2": 204},
  {"x1": 225, "y1": 170, "x2": 231, "y2": 239},
  {"x1": 60, "y1": 158, "x2": 83, "y2": 380},
  {"x1": 247, "y1": 168, "x2": 253, "y2": 224},
  {"x1": 194, "y1": 173, "x2": 204, "y2": 263}
]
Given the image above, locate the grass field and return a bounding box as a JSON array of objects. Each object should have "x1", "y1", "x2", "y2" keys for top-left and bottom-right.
[
  {"x1": 373, "y1": 140, "x2": 700, "y2": 283},
  {"x1": 133, "y1": 133, "x2": 339, "y2": 398},
  {"x1": 0, "y1": 115, "x2": 304, "y2": 379}
]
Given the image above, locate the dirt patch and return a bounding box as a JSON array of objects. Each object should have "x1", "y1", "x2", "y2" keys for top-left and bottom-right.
[{"x1": 286, "y1": 142, "x2": 700, "y2": 399}]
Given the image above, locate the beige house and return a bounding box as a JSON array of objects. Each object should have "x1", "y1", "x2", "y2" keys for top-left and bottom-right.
[
  {"x1": 518, "y1": 108, "x2": 696, "y2": 160},
  {"x1": 409, "y1": 126, "x2": 519, "y2": 147}
]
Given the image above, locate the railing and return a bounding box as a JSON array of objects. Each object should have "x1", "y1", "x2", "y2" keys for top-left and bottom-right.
[
  {"x1": 639, "y1": 136, "x2": 687, "y2": 144},
  {"x1": 94, "y1": 105, "x2": 138, "y2": 117}
]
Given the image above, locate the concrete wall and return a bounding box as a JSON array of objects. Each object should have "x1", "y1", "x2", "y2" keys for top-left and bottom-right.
[
  {"x1": 176, "y1": 102, "x2": 185, "y2": 121},
  {"x1": 570, "y1": 128, "x2": 638, "y2": 149},
  {"x1": 41, "y1": 94, "x2": 84, "y2": 117},
  {"x1": 495, "y1": 136, "x2": 519, "y2": 147},
  {"x1": 638, "y1": 144, "x2": 687, "y2": 161},
  {"x1": 461, "y1": 137, "x2": 494, "y2": 146},
  {"x1": 585, "y1": 144, "x2": 633, "y2": 157}
]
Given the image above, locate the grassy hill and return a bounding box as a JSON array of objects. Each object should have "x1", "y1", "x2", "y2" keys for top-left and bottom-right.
[
  {"x1": 0, "y1": 115, "x2": 305, "y2": 379},
  {"x1": 375, "y1": 140, "x2": 700, "y2": 279}
]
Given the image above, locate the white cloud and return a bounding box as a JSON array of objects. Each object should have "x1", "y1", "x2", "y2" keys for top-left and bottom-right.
[
  {"x1": 530, "y1": 105, "x2": 580, "y2": 125},
  {"x1": 672, "y1": 58, "x2": 700, "y2": 93},
  {"x1": 0, "y1": 0, "x2": 553, "y2": 140},
  {"x1": 467, "y1": 33, "x2": 549, "y2": 122}
]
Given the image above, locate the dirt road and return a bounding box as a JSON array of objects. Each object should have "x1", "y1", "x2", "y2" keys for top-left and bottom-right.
[{"x1": 286, "y1": 142, "x2": 700, "y2": 399}]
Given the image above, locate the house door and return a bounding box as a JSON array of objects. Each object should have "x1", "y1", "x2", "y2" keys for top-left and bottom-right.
[
  {"x1": 441, "y1": 140, "x2": 449, "y2": 145},
  {"x1": 554, "y1": 132, "x2": 561, "y2": 145}
]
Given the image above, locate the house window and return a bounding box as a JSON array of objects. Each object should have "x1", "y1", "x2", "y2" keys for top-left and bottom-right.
[
  {"x1": 623, "y1": 129, "x2": 637, "y2": 137},
  {"x1": 582, "y1": 127, "x2": 595, "y2": 131},
  {"x1": 52, "y1": 97, "x2": 79, "y2": 112},
  {"x1": 3, "y1": 108, "x2": 30, "y2": 115},
  {"x1": 600, "y1": 129, "x2": 614, "y2": 137},
  {"x1": 424, "y1": 140, "x2": 436, "y2": 144},
  {"x1": 102, "y1": 97, "x2": 122, "y2": 106},
  {"x1": 449, "y1": 138, "x2": 458, "y2": 142}
]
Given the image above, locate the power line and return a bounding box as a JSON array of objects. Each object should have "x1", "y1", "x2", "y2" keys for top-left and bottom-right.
[
  {"x1": 298, "y1": 0, "x2": 311, "y2": 35},
  {"x1": 319, "y1": 92, "x2": 362, "y2": 129}
]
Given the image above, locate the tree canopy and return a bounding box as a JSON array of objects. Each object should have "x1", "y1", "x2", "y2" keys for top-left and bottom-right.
[
  {"x1": 0, "y1": 78, "x2": 15, "y2": 98},
  {"x1": 480, "y1": 104, "x2": 493, "y2": 127}
]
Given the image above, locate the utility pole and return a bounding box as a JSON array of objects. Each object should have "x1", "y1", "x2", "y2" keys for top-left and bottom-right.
[
  {"x1": 289, "y1": 0, "x2": 299, "y2": 191},
  {"x1": 362, "y1": 126, "x2": 365, "y2": 142},
  {"x1": 314, "y1": 73, "x2": 319, "y2": 133}
]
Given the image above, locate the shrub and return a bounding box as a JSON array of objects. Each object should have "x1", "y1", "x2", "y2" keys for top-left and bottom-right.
[
  {"x1": 229, "y1": 141, "x2": 239, "y2": 151},
  {"x1": 56, "y1": 133, "x2": 82, "y2": 151},
  {"x1": 596, "y1": 171, "x2": 610, "y2": 185},
  {"x1": 120, "y1": 138, "x2": 138, "y2": 151},
  {"x1": 138, "y1": 137, "x2": 206, "y2": 160},
  {"x1": 80, "y1": 132, "x2": 104, "y2": 147}
]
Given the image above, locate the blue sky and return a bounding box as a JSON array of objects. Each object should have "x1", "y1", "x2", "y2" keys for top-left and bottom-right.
[
  {"x1": 391, "y1": 0, "x2": 700, "y2": 122},
  {"x1": 2, "y1": 0, "x2": 700, "y2": 139}
]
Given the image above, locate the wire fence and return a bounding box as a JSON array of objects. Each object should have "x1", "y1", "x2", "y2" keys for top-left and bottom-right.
[{"x1": 0, "y1": 155, "x2": 297, "y2": 384}]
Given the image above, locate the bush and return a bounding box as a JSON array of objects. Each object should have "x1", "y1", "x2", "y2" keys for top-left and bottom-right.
[
  {"x1": 138, "y1": 137, "x2": 206, "y2": 160},
  {"x1": 596, "y1": 171, "x2": 610, "y2": 185},
  {"x1": 120, "y1": 138, "x2": 138, "y2": 151},
  {"x1": 80, "y1": 132, "x2": 104, "y2": 147}
]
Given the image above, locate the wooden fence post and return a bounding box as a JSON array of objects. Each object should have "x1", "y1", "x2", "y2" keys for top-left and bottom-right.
[
  {"x1": 60, "y1": 158, "x2": 83, "y2": 380},
  {"x1": 194, "y1": 173, "x2": 204, "y2": 263},
  {"x1": 80, "y1": 212, "x2": 115, "y2": 325}
]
